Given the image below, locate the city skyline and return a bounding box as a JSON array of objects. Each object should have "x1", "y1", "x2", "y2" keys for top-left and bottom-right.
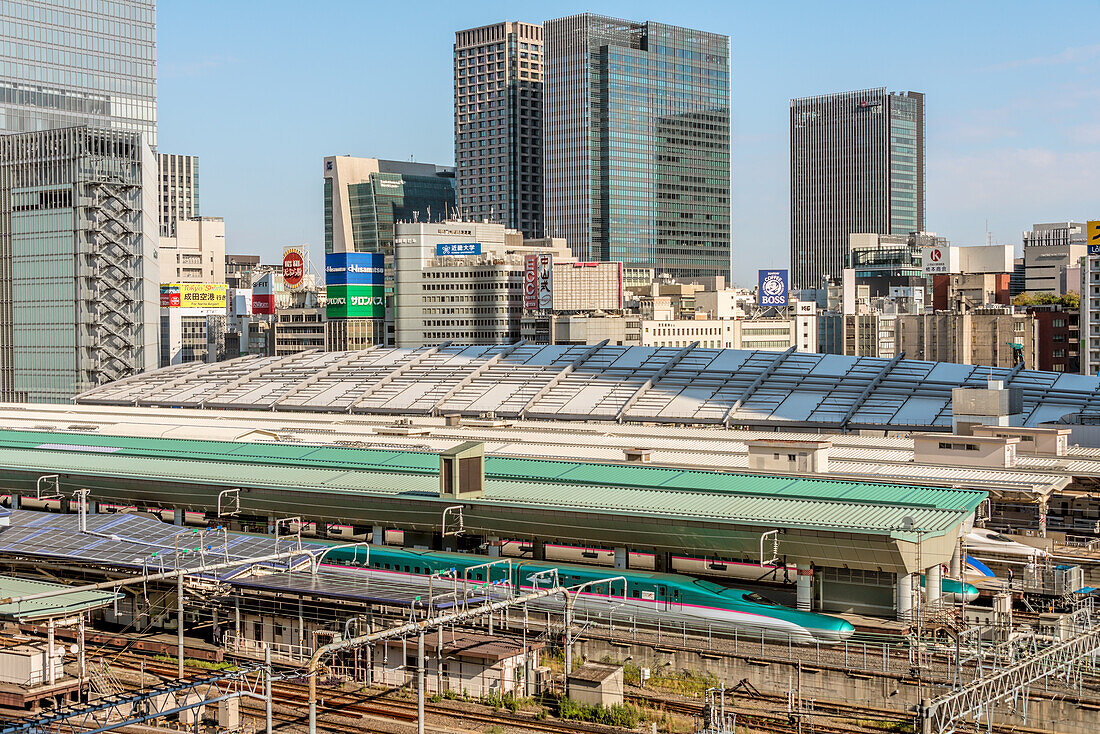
[{"x1": 158, "y1": 0, "x2": 1100, "y2": 285}]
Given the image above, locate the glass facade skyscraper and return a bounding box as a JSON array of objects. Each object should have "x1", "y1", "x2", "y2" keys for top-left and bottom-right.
[
  {"x1": 0, "y1": 0, "x2": 157, "y2": 145},
  {"x1": 789, "y1": 88, "x2": 925, "y2": 292},
  {"x1": 0, "y1": 127, "x2": 160, "y2": 402},
  {"x1": 543, "y1": 14, "x2": 731, "y2": 280}
]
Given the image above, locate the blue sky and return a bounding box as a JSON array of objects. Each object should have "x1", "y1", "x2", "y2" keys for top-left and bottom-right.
[{"x1": 158, "y1": 0, "x2": 1100, "y2": 287}]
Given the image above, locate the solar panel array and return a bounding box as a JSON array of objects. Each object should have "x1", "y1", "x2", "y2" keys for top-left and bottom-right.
[
  {"x1": 0, "y1": 510, "x2": 309, "y2": 578},
  {"x1": 76, "y1": 344, "x2": 1100, "y2": 430}
]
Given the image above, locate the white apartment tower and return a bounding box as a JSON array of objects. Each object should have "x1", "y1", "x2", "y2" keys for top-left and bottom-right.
[
  {"x1": 158, "y1": 153, "x2": 200, "y2": 237},
  {"x1": 454, "y1": 22, "x2": 543, "y2": 239}
]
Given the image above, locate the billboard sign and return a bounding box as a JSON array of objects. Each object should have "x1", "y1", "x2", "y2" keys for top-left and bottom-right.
[
  {"x1": 282, "y1": 247, "x2": 305, "y2": 290},
  {"x1": 160, "y1": 283, "x2": 227, "y2": 311},
  {"x1": 160, "y1": 283, "x2": 180, "y2": 308},
  {"x1": 1089, "y1": 220, "x2": 1100, "y2": 256},
  {"x1": 325, "y1": 252, "x2": 384, "y2": 286},
  {"x1": 253, "y1": 273, "x2": 275, "y2": 315},
  {"x1": 325, "y1": 252, "x2": 384, "y2": 319},
  {"x1": 537, "y1": 253, "x2": 553, "y2": 309},
  {"x1": 436, "y1": 242, "x2": 482, "y2": 257},
  {"x1": 757, "y1": 269, "x2": 788, "y2": 307},
  {"x1": 923, "y1": 245, "x2": 948, "y2": 274},
  {"x1": 326, "y1": 285, "x2": 385, "y2": 319},
  {"x1": 523, "y1": 254, "x2": 538, "y2": 309}
]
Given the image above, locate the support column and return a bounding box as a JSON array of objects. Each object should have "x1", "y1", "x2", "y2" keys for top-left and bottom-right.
[
  {"x1": 896, "y1": 572, "x2": 914, "y2": 621},
  {"x1": 488, "y1": 537, "x2": 501, "y2": 558},
  {"x1": 10, "y1": 493, "x2": 18, "y2": 510},
  {"x1": 531, "y1": 539, "x2": 545, "y2": 561},
  {"x1": 796, "y1": 564, "x2": 813, "y2": 611},
  {"x1": 613, "y1": 547, "x2": 627, "y2": 570},
  {"x1": 372, "y1": 525, "x2": 384, "y2": 545},
  {"x1": 949, "y1": 542, "x2": 962, "y2": 579},
  {"x1": 48, "y1": 618, "x2": 56, "y2": 685},
  {"x1": 653, "y1": 550, "x2": 672, "y2": 573},
  {"x1": 174, "y1": 508, "x2": 184, "y2": 527},
  {"x1": 926, "y1": 564, "x2": 942, "y2": 607}
]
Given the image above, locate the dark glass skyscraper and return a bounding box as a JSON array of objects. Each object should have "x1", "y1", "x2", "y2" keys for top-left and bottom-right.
[
  {"x1": 789, "y1": 88, "x2": 925, "y2": 292},
  {"x1": 544, "y1": 14, "x2": 731, "y2": 280}
]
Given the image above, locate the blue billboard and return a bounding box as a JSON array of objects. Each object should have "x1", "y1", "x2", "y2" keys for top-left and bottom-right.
[
  {"x1": 436, "y1": 242, "x2": 482, "y2": 256},
  {"x1": 758, "y1": 269, "x2": 789, "y2": 307},
  {"x1": 325, "y1": 252, "x2": 385, "y2": 286}
]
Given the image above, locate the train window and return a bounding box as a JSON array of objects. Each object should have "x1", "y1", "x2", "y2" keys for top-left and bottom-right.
[
  {"x1": 631, "y1": 590, "x2": 639, "y2": 598},
  {"x1": 404, "y1": 566, "x2": 410, "y2": 572},
  {"x1": 658, "y1": 587, "x2": 665, "y2": 596},
  {"x1": 744, "y1": 592, "x2": 780, "y2": 607}
]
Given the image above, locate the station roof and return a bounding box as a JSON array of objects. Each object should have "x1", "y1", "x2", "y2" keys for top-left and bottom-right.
[
  {"x1": 0, "y1": 429, "x2": 984, "y2": 540},
  {"x1": 0, "y1": 510, "x2": 308, "y2": 579},
  {"x1": 0, "y1": 512, "x2": 486, "y2": 610},
  {"x1": 73, "y1": 345, "x2": 1100, "y2": 431},
  {"x1": 0, "y1": 575, "x2": 120, "y2": 622}
]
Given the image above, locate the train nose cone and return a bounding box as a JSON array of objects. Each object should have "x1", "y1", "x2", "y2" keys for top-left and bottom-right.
[{"x1": 837, "y1": 620, "x2": 856, "y2": 640}]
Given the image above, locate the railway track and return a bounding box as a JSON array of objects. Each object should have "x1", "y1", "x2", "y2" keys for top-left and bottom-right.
[{"x1": 90, "y1": 646, "x2": 1081, "y2": 734}]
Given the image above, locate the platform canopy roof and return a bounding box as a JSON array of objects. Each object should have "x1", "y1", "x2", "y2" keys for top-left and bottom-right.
[
  {"x1": 0, "y1": 575, "x2": 120, "y2": 622},
  {"x1": 74, "y1": 344, "x2": 1100, "y2": 431}
]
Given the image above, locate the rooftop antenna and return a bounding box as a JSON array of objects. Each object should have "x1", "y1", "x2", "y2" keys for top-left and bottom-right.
[{"x1": 986, "y1": 219, "x2": 992, "y2": 246}]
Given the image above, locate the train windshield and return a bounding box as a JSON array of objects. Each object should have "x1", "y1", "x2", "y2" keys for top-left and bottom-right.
[
  {"x1": 743, "y1": 592, "x2": 780, "y2": 607},
  {"x1": 693, "y1": 579, "x2": 728, "y2": 594}
]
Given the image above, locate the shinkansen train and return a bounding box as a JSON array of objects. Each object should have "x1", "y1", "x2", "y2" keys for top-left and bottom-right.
[
  {"x1": 497, "y1": 541, "x2": 978, "y2": 603},
  {"x1": 320, "y1": 545, "x2": 856, "y2": 644}
]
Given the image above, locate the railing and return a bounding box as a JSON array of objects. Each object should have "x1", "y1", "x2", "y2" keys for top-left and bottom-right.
[{"x1": 223, "y1": 633, "x2": 312, "y2": 663}]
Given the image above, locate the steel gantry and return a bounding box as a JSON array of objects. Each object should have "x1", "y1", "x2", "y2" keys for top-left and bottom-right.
[{"x1": 919, "y1": 623, "x2": 1100, "y2": 734}]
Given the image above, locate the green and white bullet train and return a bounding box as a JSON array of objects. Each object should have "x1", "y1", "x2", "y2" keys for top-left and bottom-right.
[{"x1": 320, "y1": 545, "x2": 857, "y2": 645}]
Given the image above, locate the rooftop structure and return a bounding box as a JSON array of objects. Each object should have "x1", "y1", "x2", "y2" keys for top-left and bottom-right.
[
  {"x1": 0, "y1": 575, "x2": 119, "y2": 622},
  {"x1": 0, "y1": 428, "x2": 981, "y2": 575},
  {"x1": 76, "y1": 344, "x2": 1100, "y2": 431}
]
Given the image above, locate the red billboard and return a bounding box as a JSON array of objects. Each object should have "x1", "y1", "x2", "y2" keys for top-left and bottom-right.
[
  {"x1": 523, "y1": 254, "x2": 537, "y2": 309},
  {"x1": 283, "y1": 247, "x2": 305, "y2": 289}
]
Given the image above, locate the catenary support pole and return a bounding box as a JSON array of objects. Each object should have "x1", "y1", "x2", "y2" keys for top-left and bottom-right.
[
  {"x1": 417, "y1": 630, "x2": 425, "y2": 734},
  {"x1": 177, "y1": 573, "x2": 185, "y2": 679},
  {"x1": 265, "y1": 645, "x2": 272, "y2": 734}
]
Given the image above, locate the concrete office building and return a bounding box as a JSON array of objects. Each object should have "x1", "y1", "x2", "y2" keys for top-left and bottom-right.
[
  {"x1": 158, "y1": 154, "x2": 199, "y2": 237},
  {"x1": 543, "y1": 14, "x2": 731, "y2": 279},
  {"x1": 790, "y1": 88, "x2": 925, "y2": 291},
  {"x1": 393, "y1": 221, "x2": 572, "y2": 348},
  {"x1": 0, "y1": 127, "x2": 159, "y2": 402},
  {"x1": 1023, "y1": 222, "x2": 1086, "y2": 295},
  {"x1": 895, "y1": 309, "x2": 1037, "y2": 369},
  {"x1": 454, "y1": 21, "x2": 543, "y2": 239},
  {"x1": 0, "y1": 0, "x2": 157, "y2": 146},
  {"x1": 158, "y1": 217, "x2": 225, "y2": 284}
]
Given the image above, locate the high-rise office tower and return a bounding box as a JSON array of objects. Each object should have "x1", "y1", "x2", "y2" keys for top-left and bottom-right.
[
  {"x1": 0, "y1": 0, "x2": 159, "y2": 402},
  {"x1": 0, "y1": 0, "x2": 158, "y2": 146},
  {"x1": 543, "y1": 14, "x2": 731, "y2": 280},
  {"x1": 159, "y1": 154, "x2": 200, "y2": 236},
  {"x1": 790, "y1": 88, "x2": 925, "y2": 292},
  {"x1": 324, "y1": 156, "x2": 456, "y2": 346},
  {"x1": 0, "y1": 127, "x2": 160, "y2": 402},
  {"x1": 454, "y1": 21, "x2": 543, "y2": 239}
]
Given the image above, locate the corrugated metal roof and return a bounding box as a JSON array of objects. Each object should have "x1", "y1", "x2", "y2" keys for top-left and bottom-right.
[
  {"x1": 0, "y1": 438, "x2": 982, "y2": 539},
  {"x1": 0, "y1": 575, "x2": 120, "y2": 621}
]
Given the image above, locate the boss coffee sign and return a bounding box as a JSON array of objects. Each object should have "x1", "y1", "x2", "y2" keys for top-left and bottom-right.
[
  {"x1": 325, "y1": 252, "x2": 385, "y2": 319},
  {"x1": 757, "y1": 269, "x2": 789, "y2": 307}
]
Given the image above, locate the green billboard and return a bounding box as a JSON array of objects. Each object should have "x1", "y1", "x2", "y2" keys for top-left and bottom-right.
[{"x1": 326, "y1": 284, "x2": 385, "y2": 319}]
